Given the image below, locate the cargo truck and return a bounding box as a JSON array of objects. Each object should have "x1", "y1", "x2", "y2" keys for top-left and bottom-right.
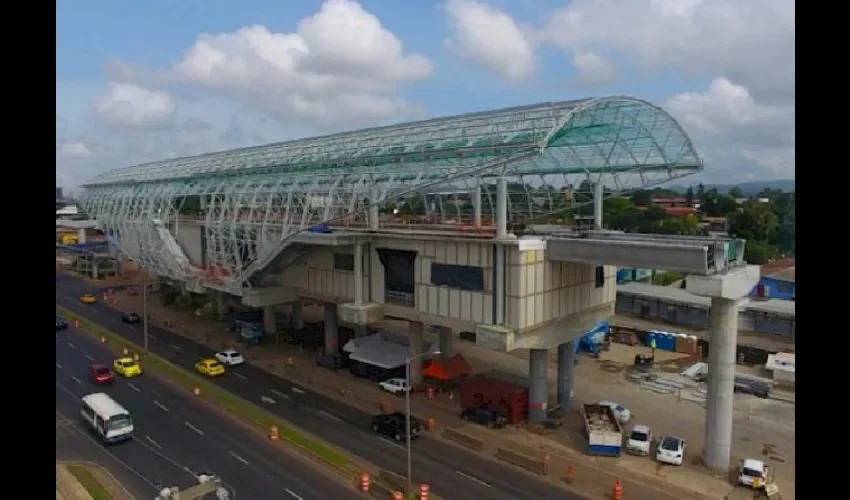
[{"x1": 580, "y1": 403, "x2": 623, "y2": 456}]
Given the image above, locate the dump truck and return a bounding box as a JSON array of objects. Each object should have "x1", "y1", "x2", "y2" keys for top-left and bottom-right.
[{"x1": 580, "y1": 403, "x2": 623, "y2": 457}]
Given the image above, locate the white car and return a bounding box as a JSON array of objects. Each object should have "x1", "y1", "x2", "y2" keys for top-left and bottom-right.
[
  {"x1": 379, "y1": 378, "x2": 410, "y2": 395},
  {"x1": 656, "y1": 436, "x2": 686, "y2": 466},
  {"x1": 598, "y1": 400, "x2": 631, "y2": 424},
  {"x1": 626, "y1": 424, "x2": 652, "y2": 456},
  {"x1": 214, "y1": 349, "x2": 245, "y2": 366}
]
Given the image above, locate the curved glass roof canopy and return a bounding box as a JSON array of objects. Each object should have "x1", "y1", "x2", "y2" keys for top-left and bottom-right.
[{"x1": 81, "y1": 96, "x2": 703, "y2": 293}]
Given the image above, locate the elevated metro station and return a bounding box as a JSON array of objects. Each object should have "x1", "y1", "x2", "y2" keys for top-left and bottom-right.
[{"x1": 79, "y1": 96, "x2": 759, "y2": 473}]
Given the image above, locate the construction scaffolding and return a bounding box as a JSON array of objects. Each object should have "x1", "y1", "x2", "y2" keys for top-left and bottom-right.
[{"x1": 80, "y1": 97, "x2": 702, "y2": 294}]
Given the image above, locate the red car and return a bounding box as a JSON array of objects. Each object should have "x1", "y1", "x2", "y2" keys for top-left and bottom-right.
[{"x1": 88, "y1": 363, "x2": 115, "y2": 385}]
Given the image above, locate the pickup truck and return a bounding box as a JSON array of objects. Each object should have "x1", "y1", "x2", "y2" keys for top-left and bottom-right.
[
  {"x1": 581, "y1": 403, "x2": 623, "y2": 457},
  {"x1": 379, "y1": 378, "x2": 410, "y2": 395}
]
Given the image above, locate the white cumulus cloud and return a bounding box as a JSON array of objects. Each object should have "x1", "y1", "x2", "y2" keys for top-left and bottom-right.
[
  {"x1": 443, "y1": 0, "x2": 536, "y2": 82},
  {"x1": 569, "y1": 51, "x2": 617, "y2": 89},
  {"x1": 92, "y1": 83, "x2": 176, "y2": 129},
  {"x1": 57, "y1": 140, "x2": 92, "y2": 158}
]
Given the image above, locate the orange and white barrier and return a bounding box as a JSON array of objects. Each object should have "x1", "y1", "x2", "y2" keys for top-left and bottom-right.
[
  {"x1": 192, "y1": 387, "x2": 200, "y2": 396},
  {"x1": 359, "y1": 473, "x2": 370, "y2": 493},
  {"x1": 419, "y1": 483, "x2": 430, "y2": 500},
  {"x1": 269, "y1": 425, "x2": 279, "y2": 440}
]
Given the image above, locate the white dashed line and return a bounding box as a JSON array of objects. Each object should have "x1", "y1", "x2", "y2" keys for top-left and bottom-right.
[
  {"x1": 67, "y1": 342, "x2": 76, "y2": 349},
  {"x1": 285, "y1": 489, "x2": 304, "y2": 500},
  {"x1": 56, "y1": 363, "x2": 63, "y2": 369},
  {"x1": 228, "y1": 451, "x2": 249, "y2": 465},
  {"x1": 128, "y1": 383, "x2": 141, "y2": 392},
  {"x1": 70, "y1": 376, "x2": 82, "y2": 384},
  {"x1": 233, "y1": 372, "x2": 247, "y2": 380},
  {"x1": 380, "y1": 438, "x2": 406, "y2": 451},
  {"x1": 319, "y1": 410, "x2": 341, "y2": 422},
  {"x1": 271, "y1": 389, "x2": 291, "y2": 400},
  {"x1": 184, "y1": 421, "x2": 204, "y2": 436},
  {"x1": 154, "y1": 401, "x2": 169, "y2": 412},
  {"x1": 170, "y1": 344, "x2": 182, "y2": 351},
  {"x1": 291, "y1": 387, "x2": 305, "y2": 394},
  {"x1": 145, "y1": 435, "x2": 162, "y2": 449},
  {"x1": 455, "y1": 470, "x2": 491, "y2": 487},
  {"x1": 260, "y1": 396, "x2": 276, "y2": 405},
  {"x1": 85, "y1": 355, "x2": 95, "y2": 361},
  {"x1": 148, "y1": 333, "x2": 157, "y2": 340}
]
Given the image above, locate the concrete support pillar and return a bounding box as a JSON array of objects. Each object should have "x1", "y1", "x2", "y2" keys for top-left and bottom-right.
[
  {"x1": 262, "y1": 306, "x2": 276, "y2": 336},
  {"x1": 91, "y1": 261, "x2": 99, "y2": 280},
  {"x1": 200, "y1": 196, "x2": 207, "y2": 210},
  {"x1": 77, "y1": 228, "x2": 87, "y2": 244},
  {"x1": 593, "y1": 181, "x2": 604, "y2": 229},
  {"x1": 369, "y1": 185, "x2": 380, "y2": 231},
  {"x1": 528, "y1": 348, "x2": 549, "y2": 424},
  {"x1": 216, "y1": 291, "x2": 228, "y2": 320},
  {"x1": 703, "y1": 297, "x2": 739, "y2": 472},
  {"x1": 473, "y1": 184, "x2": 482, "y2": 227},
  {"x1": 291, "y1": 301, "x2": 304, "y2": 330},
  {"x1": 438, "y1": 327, "x2": 453, "y2": 359},
  {"x1": 324, "y1": 303, "x2": 339, "y2": 356},
  {"x1": 496, "y1": 177, "x2": 508, "y2": 238},
  {"x1": 408, "y1": 321, "x2": 424, "y2": 387},
  {"x1": 557, "y1": 341, "x2": 576, "y2": 410},
  {"x1": 354, "y1": 243, "x2": 364, "y2": 305}
]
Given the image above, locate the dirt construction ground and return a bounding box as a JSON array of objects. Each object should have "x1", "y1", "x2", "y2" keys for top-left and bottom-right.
[{"x1": 99, "y1": 280, "x2": 793, "y2": 500}]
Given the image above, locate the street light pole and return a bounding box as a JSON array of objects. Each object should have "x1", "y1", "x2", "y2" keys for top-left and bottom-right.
[
  {"x1": 405, "y1": 349, "x2": 440, "y2": 498},
  {"x1": 142, "y1": 279, "x2": 149, "y2": 352}
]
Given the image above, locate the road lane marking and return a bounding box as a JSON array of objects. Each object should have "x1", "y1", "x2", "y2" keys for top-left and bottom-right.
[
  {"x1": 380, "y1": 438, "x2": 406, "y2": 451},
  {"x1": 70, "y1": 376, "x2": 82, "y2": 384},
  {"x1": 271, "y1": 389, "x2": 291, "y2": 399},
  {"x1": 285, "y1": 489, "x2": 304, "y2": 500},
  {"x1": 291, "y1": 387, "x2": 305, "y2": 394},
  {"x1": 154, "y1": 401, "x2": 169, "y2": 412},
  {"x1": 145, "y1": 435, "x2": 162, "y2": 449},
  {"x1": 56, "y1": 363, "x2": 63, "y2": 369},
  {"x1": 260, "y1": 396, "x2": 276, "y2": 404},
  {"x1": 67, "y1": 342, "x2": 76, "y2": 349},
  {"x1": 319, "y1": 410, "x2": 341, "y2": 422},
  {"x1": 148, "y1": 333, "x2": 157, "y2": 340},
  {"x1": 128, "y1": 383, "x2": 141, "y2": 392},
  {"x1": 233, "y1": 372, "x2": 247, "y2": 380},
  {"x1": 455, "y1": 470, "x2": 491, "y2": 487},
  {"x1": 184, "y1": 421, "x2": 204, "y2": 436},
  {"x1": 85, "y1": 354, "x2": 95, "y2": 361},
  {"x1": 170, "y1": 343, "x2": 182, "y2": 351},
  {"x1": 228, "y1": 451, "x2": 249, "y2": 465}
]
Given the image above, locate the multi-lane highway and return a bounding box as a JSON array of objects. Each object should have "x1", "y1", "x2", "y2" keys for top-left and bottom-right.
[
  {"x1": 56, "y1": 272, "x2": 583, "y2": 500},
  {"x1": 56, "y1": 321, "x2": 355, "y2": 499}
]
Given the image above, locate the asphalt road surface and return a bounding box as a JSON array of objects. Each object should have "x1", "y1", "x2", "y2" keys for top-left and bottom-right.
[
  {"x1": 56, "y1": 322, "x2": 355, "y2": 500},
  {"x1": 57, "y1": 273, "x2": 584, "y2": 500},
  {"x1": 57, "y1": 410, "x2": 152, "y2": 499}
]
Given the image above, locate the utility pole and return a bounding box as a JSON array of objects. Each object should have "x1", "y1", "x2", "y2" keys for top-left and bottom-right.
[{"x1": 142, "y1": 279, "x2": 149, "y2": 352}]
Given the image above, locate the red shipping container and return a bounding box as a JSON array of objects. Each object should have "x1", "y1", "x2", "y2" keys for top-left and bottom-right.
[{"x1": 459, "y1": 374, "x2": 528, "y2": 424}]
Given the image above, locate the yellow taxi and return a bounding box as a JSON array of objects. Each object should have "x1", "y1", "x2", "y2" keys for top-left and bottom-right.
[
  {"x1": 80, "y1": 293, "x2": 97, "y2": 304},
  {"x1": 113, "y1": 357, "x2": 143, "y2": 378},
  {"x1": 195, "y1": 358, "x2": 225, "y2": 377}
]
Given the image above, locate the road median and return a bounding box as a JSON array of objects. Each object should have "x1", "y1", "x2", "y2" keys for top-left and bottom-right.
[{"x1": 57, "y1": 307, "x2": 363, "y2": 480}]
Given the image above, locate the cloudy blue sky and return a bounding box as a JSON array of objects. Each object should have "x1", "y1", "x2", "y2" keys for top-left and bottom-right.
[{"x1": 56, "y1": 0, "x2": 795, "y2": 189}]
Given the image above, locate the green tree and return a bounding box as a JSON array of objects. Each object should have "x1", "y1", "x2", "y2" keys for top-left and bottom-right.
[
  {"x1": 630, "y1": 189, "x2": 652, "y2": 206},
  {"x1": 684, "y1": 186, "x2": 695, "y2": 205},
  {"x1": 727, "y1": 187, "x2": 744, "y2": 199},
  {"x1": 729, "y1": 201, "x2": 779, "y2": 242},
  {"x1": 743, "y1": 240, "x2": 778, "y2": 265}
]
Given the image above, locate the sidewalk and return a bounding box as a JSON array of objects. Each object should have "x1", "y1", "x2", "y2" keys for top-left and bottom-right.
[{"x1": 108, "y1": 290, "x2": 745, "y2": 500}]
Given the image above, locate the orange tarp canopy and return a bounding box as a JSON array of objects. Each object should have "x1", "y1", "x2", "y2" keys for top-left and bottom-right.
[{"x1": 422, "y1": 354, "x2": 472, "y2": 381}]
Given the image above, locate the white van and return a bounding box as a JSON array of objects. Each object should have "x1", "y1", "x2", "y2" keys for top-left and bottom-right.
[{"x1": 81, "y1": 393, "x2": 134, "y2": 444}]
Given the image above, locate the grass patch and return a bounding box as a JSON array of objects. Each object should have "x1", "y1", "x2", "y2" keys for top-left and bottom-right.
[
  {"x1": 66, "y1": 464, "x2": 113, "y2": 500},
  {"x1": 57, "y1": 306, "x2": 351, "y2": 470}
]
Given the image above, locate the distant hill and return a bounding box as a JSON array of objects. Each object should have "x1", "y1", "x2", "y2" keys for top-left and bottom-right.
[{"x1": 668, "y1": 179, "x2": 794, "y2": 196}]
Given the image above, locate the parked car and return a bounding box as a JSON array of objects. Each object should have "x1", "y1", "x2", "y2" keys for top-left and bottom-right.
[
  {"x1": 656, "y1": 436, "x2": 686, "y2": 466},
  {"x1": 460, "y1": 406, "x2": 508, "y2": 429},
  {"x1": 626, "y1": 424, "x2": 652, "y2": 456},
  {"x1": 215, "y1": 349, "x2": 245, "y2": 366},
  {"x1": 88, "y1": 363, "x2": 115, "y2": 385},
  {"x1": 371, "y1": 412, "x2": 421, "y2": 442},
  {"x1": 121, "y1": 312, "x2": 141, "y2": 324},
  {"x1": 598, "y1": 400, "x2": 631, "y2": 424},
  {"x1": 56, "y1": 315, "x2": 69, "y2": 330},
  {"x1": 378, "y1": 378, "x2": 410, "y2": 395}
]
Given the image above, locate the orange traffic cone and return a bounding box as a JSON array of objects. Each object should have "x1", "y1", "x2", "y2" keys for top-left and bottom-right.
[
  {"x1": 192, "y1": 387, "x2": 200, "y2": 396},
  {"x1": 268, "y1": 425, "x2": 279, "y2": 440},
  {"x1": 611, "y1": 480, "x2": 623, "y2": 500},
  {"x1": 565, "y1": 465, "x2": 575, "y2": 483}
]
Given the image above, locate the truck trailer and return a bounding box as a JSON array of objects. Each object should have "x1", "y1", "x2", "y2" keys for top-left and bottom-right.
[{"x1": 581, "y1": 403, "x2": 623, "y2": 456}]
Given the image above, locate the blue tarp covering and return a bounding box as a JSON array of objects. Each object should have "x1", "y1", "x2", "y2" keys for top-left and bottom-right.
[{"x1": 56, "y1": 241, "x2": 109, "y2": 252}]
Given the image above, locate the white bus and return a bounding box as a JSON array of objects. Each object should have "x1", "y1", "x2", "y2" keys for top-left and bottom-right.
[{"x1": 80, "y1": 393, "x2": 134, "y2": 444}]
